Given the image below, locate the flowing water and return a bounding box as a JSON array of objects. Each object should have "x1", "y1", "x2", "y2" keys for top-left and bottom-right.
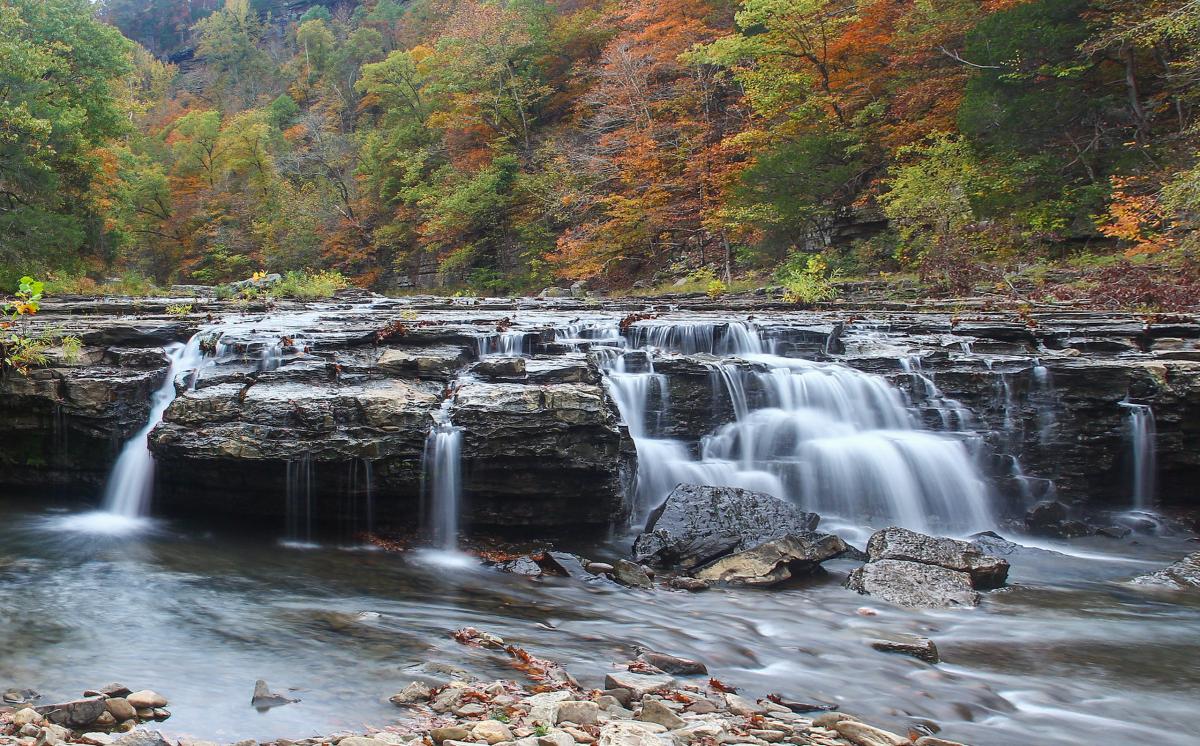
[
  {"x1": 1121, "y1": 402, "x2": 1157, "y2": 510},
  {"x1": 422, "y1": 399, "x2": 464, "y2": 553},
  {"x1": 2, "y1": 498, "x2": 1198, "y2": 746}
]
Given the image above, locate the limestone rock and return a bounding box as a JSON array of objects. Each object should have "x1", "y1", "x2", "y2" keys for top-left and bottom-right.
[
  {"x1": 555, "y1": 701, "x2": 600, "y2": 726},
  {"x1": 39, "y1": 698, "x2": 107, "y2": 728},
  {"x1": 633, "y1": 485, "x2": 820, "y2": 571},
  {"x1": 694, "y1": 534, "x2": 848, "y2": 586},
  {"x1": 1130, "y1": 552, "x2": 1200, "y2": 590},
  {"x1": 112, "y1": 732, "x2": 172, "y2": 746},
  {"x1": 845, "y1": 560, "x2": 979, "y2": 608},
  {"x1": 525, "y1": 691, "x2": 575, "y2": 724},
  {"x1": 390, "y1": 681, "x2": 433, "y2": 706},
  {"x1": 472, "y1": 720, "x2": 515, "y2": 744},
  {"x1": 636, "y1": 698, "x2": 685, "y2": 730},
  {"x1": 831, "y1": 721, "x2": 909, "y2": 746},
  {"x1": 603, "y1": 673, "x2": 676, "y2": 700},
  {"x1": 378, "y1": 346, "x2": 470, "y2": 379},
  {"x1": 598, "y1": 721, "x2": 670, "y2": 746},
  {"x1": 866, "y1": 527, "x2": 1008, "y2": 589},
  {"x1": 125, "y1": 691, "x2": 168, "y2": 709},
  {"x1": 105, "y1": 698, "x2": 136, "y2": 721},
  {"x1": 869, "y1": 635, "x2": 940, "y2": 664},
  {"x1": 635, "y1": 651, "x2": 706, "y2": 676}
]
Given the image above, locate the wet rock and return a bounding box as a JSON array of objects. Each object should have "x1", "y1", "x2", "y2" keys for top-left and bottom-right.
[
  {"x1": 251, "y1": 679, "x2": 298, "y2": 709},
  {"x1": 635, "y1": 651, "x2": 707, "y2": 676},
  {"x1": 694, "y1": 534, "x2": 848, "y2": 586},
  {"x1": 603, "y1": 673, "x2": 676, "y2": 700},
  {"x1": 869, "y1": 635, "x2": 940, "y2": 663},
  {"x1": 555, "y1": 701, "x2": 600, "y2": 725},
  {"x1": 38, "y1": 698, "x2": 106, "y2": 727},
  {"x1": 431, "y1": 726, "x2": 471, "y2": 744},
  {"x1": 4, "y1": 688, "x2": 40, "y2": 705},
  {"x1": 1130, "y1": 552, "x2": 1200, "y2": 590},
  {"x1": 79, "y1": 734, "x2": 115, "y2": 746},
  {"x1": 390, "y1": 681, "x2": 433, "y2": 706},
  {"x1": 831, "y1": 721, "x2": 908, "y2": 746},
  {"x1": 586, "y1": 562, "x2": 615, "y2": 575},
  {"x1": 636, "y1": 698, "x2": 685, "y2": 730},
  {"x1": 866, "y1": 527, "x2": 1009, "y2": 589},
  {"x1": 378, "y1": 346, "x2": 471, "y2": 379},
  {"x1": 668, "y1": 577, "x2": 709, "y2": 592},
  {"x1": 104, "y1": 698, "x2": 136, "y2": 721},
  {"x1": 125, "y1": 691, "x2": 167, "y2": 709},
  {"x1": 1097, "y1": 525, "x2": 1132, "y2": 539},
  {"x1": 474, "y1": 358, "x2": 527, "y2": 380},
  {"x1": 612, "y1": 560, "x2": 653, "y2": 589},
  {"x1": 845, "y1": 560, "x2": 980, "y2": 608},
  {"x1": 633, "y1": 485, "x2": 820, "y2": 571},
  {"x1": 1025, "y1": 500, "x2": 1070, "y2": 536},
  {"x1": 914, "y1": 738, "x2": 968, "y2": 746},
  {"x1": 497, "y1": 556, "x2": 546, "y2": 576}
]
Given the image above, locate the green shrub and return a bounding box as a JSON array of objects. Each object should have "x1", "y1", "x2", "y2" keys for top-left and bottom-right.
[
  {"x1": 775, "y1": 254, "x2": 841, "y2": 304},
  {"x1": 274, "y1": 270, "x2": 349, "y2": 300}
]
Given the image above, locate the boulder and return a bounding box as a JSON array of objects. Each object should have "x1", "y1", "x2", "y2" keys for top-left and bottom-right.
[
  {"x1": 603, "y1": 672, "x2": 676, "y2": 699},
  {"x1": 845, "y1": 560, "x2": 980, "y2": 608},
  {"x1": 612, "y1": 559, "x2": 653, "y2": 589},
  {"x1": 125, "y1": 690, "x2": 167, "y2": 709},
  {"x1": 694, "y1": 534, "x2": 848, "y2": 586},
  {"x1": 104, "y1": 698, "x2": 136, "y2": 721},
  {"x1": 1129, "y1": 552, "x2": 1200, "y2": 590},
  {"x1": 37, "y1": 698, "x2": 107, "y2": 728},
  {"x1": 472, "y1": 720, "x2": 515, "y2": 744},
  {"x1": 831, "y1": 721, "x2": 909, "y2": 746},
  {"x1": 636, "y1": 698, "x2": 684, "y2": 730},
  {"x1": 633, "y1": 485, "x2": 820, "y2": 570},
  {"x1": 869, "y1": 635, "x2": 940, "y2": 663},
  {"x1": 634, "y1": 651, "x2": 707, "y2": 676},
  {"x1": 866, "y1": 527, "x2": 1009, "y2": 589},
  {"x1": 112, "y1": 733, "x2": 171, "y2": 746},
  {"x1": 554, "y1": 701, "x2": 600, "y2": 725},
  {"x1": 597, "y1": 721, "x2": 669, "y2": 746}
]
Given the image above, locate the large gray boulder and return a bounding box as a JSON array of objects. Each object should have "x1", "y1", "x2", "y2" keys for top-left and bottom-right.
[
  {"x1": 694, "y1": 533, "x2": 849, "y2": 586},
  {"x1": 845, "y1": 560, "x2": 980, "y2": 608},
  {"x1": 633, "y1": 484, "x2": 820, "y2": 570},
  {"x1": 867, "y1": 527, "x2": 1009, "y2": 589},
  {"x1": 1129, "y1": 552, "x2": 1200, "y2": 590}
]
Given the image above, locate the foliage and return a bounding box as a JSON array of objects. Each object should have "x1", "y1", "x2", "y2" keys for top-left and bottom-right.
[
  {"x1": 166, "y1": 303, "x2": 193, "y2": 315},
  {"x1": 775, "y1": 255, "x2": 840, "y2": 305},
  {"x1": 1, "y1": 276, "x2": 48, "y2": 374},
  {"x1": 273, "y1": 270, "x2": 349, "y2": 300}
]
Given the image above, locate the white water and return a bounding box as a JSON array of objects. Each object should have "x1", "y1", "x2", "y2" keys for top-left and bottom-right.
[
  {"x1": 1121, "y1": 402, "x2": 1157, "y2": 509},
  {"x1": 601, "y1": 321, "x2": 994, "y2": 534},
  {"x1": 422, "y1": 398, "x2": 463, "y2": 551}
]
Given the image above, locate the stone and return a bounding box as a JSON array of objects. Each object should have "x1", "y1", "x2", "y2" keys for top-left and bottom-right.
[
  {"x1": 723, "y1": 694, "x2": 764, "y2": 716},
  {"x1": 746, "y1": 731, "x2": 783, "y2": 743},
  {"x1": 13, "y1": 709, "x2": 41, "y2": 727},
  {"x1": 455, "y1": 703, "x2": 488, "y2": 717},
  {"x1": 538, "y1": 731, "x2": 576, "y2": 746},
  {"x1": 432, "y1": 686, "x2": 467, "y2": 713},
  {"x1": 669, "y1": 723, "x2": 724, "y2": 745},
  {"x1": 694, "y1": 534, "x2": 849, "y2": 586},
  {"x1": 474, "y1": 358, "x2": 527, "y2": 379},
  {"x1": 1024, "y1": 500, "x2": 1071, "y2": 537},
  {"x1": 555, "y1": 701, "x2": 600, "y2": 726},
  {"x1": 914, "y1": 738, "x2": 968, "y2": 746},
  {"x1": 635, "y1": 651, "x2": 707, "y2": 676},
  {"x1": 865, "y1": 527, "x2": 1009, "y2": 589},
  {"x1": 251, "y1": 679, "x2": 298, "y2": 709},
  {"x1": 339, "y1": 739, "x2": 387, "y2": 746},
  {"x1": 1130, "y1": 552, "x2": 1200, "y2": 590},
  {"x1": 431, "y1": 727, "x2": 472, "y2": 744},
  {"x1": 112, "y1": 732, "x2": 172, "y2": 746},
  {"x1": 39, "y1": 698, "x2": 107, "y2": 728},
  {"x1": 831, "y1": 721, "x2": 908, "y2": 746},
  {"x1": 498, "y1": 556, "x2": 545, "y2": 576},
  {"x1": 473, "y1": 721, "x2": 516, "y2": 744},
  {"x1": 378, "y1": 346, "x2": 471, "y2": 379},
  {"x1": 870, "y1": 635, "x2": 940, "y2": 664},
  {"x1": 105, "y1": 698, "x2": 136, "y2": 721},
  {"x1": 613, "y1": 560, "x2": 653, "y2": 589},
  {"x1": 136, "y1": 709, "x2": 155, "y2": 719},
  {"x1": 668, "y1": 577, "x2": 709, "y2": 592},
  {"x1": 390, "y1": 681, "x2": 433, "y2": 706},
  {"x1": 812, "y1": 712, "x2": 854, "y2": 728},
  {"x1": 524, "y1": 691, "x2": 575, "y2": 724},
  {"x1": 603, "y1": 673, "x2": 676, "y2": 700},
  {"x1": 79, "y1": 735, "x2": 115, "y2": 746},
  {"x1": 683, "y1": 700, "x2": 718, "y2": 715},
  {"x1": 845, "y1": 560, "x2": 980, "y2": 608},
  {"x1": 94, "y1": 712, "x2": 117, "y2": 727},
  {"x1": 1097, "y1": 525, "x2": 1132, "y2": 539},
  {"x1": 586, "y1": 562, "x2": 615, "y2": 575},
  {"x1": 597, "y1": 721, "x2": 669, "y2": 746},
  {"x1": 633, "y1": 485, "x2": 821, "y2": 571},
  {"x1": 637, "y1": 698, "x2": 685, "y2": 730},
  {"x1": 125, "y1": 691, "x2": 167, "y2": 709}
]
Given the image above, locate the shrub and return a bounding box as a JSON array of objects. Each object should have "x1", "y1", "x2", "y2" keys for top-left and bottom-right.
[
  {"x1": 274, "y1": 270, "x2": 349, "y2": 300},
  {"x1": 706, "y1": 279, "x2": 727, "y2": 298},
  {"x1": 775, "y1": 254, "x2": 840, "y2": 304},
  {"x1": 166, "y1": 303, "x2": 193, "y2": 316}
]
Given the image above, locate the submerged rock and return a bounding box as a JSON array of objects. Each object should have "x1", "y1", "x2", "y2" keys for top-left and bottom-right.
[
  {"x1": 632, "y1": 485, "x2": 820, "y2": 570},
  {"x1": 251, "y1": 679, "x2": 298, "y2": 709},
  {"x1": 869, "y1": 635, "x2": 940, "y2": 663},
  {"x1": 846, "y1": 560, "x2": 980, "y2": 608},
  {"x1": 1129, "y1": 552, "x2": 1200, "y2": 590}
]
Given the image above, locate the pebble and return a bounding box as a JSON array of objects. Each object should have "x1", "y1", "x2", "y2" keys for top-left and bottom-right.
[
  {"x1": 431, "y1": 727, "x2": 472, "y2": 744},
  {"x1": 585, "y1": 563, "x2": 614, "y2": 575},
  {"x1": 536, "y1": 731, "x2": 574, "y2": 746},
  {"x1": 723, "y1": 694, "x2": 764, "y2": 716},
  {"x1": 603, "y1": 673, "x2": 675, "y2": 699},
  {"x1": 559, "y1": 727, "x2": 595, "y2": 744},
  {"x1": 555, "y1": 701, "x2": 600, "y2": 726},
  {"x1": 454, "y1": 703, "x2": 488, "y2": 717}
]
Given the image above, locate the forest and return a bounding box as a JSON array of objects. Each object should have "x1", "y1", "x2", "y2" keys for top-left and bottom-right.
[{"x1": 2, "y1": 0, "x2": 1199, "y2": 304}]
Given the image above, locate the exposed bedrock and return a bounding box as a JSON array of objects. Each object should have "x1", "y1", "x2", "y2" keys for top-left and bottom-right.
[{"x1": 2, "y1": 298, "x2": 1199, "y2": 530}]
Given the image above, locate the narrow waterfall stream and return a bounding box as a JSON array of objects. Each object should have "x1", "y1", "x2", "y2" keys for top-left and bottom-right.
[
  {"x1": 422, "y1": 395, "x2": 464, "y2": 554},
  {"x1": 1122, "y1": 402, "x2": 1158, "y2": 509}
]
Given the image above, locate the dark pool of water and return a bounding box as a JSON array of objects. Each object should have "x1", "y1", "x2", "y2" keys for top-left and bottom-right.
[{"x1": 1, "y1": 498, "x2": 1198, "y2": 745}]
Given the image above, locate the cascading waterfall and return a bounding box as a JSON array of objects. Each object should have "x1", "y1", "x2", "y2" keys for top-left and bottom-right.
[
  {"x1": 600, "y1": 321, "x2": 994, "y2": 534},
  {"x1": 422, "y1": 399, "x2": 463, "y2": 551},
  {"x1": 478, "y1": 331, "x2": 529, "y2": 357},
  {"x1": 101, "y1": 337, "x2": 206, "y2": 518},
  {"x1": 1121, "y1": 402, "x2": 1157, "y2": 509},
  {"x1": 285, "y1": 454, "x2": 315, "y2": 545}
]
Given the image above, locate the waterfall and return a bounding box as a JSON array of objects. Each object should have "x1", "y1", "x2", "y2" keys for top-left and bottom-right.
[
  {"x1": 1121, "y1": 402, "x2": 1157, "y2": 509},
  {"x1": 478, "y1": 331, "x2": 528, "y2": 357},
  {"x1": 422, "y1": 400, "x2": 463, "y2": 551},
  {"x1": 285, "y1": 454, "x2": 315, "y2": 545},
  {"x1": 601, "y1": 321, "x2": 995, "y2": 534},
  {"x1": 101, "y1": 337, "x2": 205, "y2": 518}
]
